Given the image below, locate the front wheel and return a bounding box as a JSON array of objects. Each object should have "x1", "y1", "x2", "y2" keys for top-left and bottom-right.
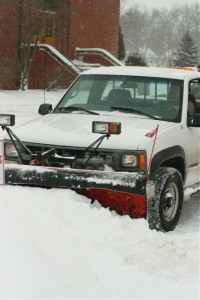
[{"x1": 147, "y1": 167, "x2": 184, "y2": 232}]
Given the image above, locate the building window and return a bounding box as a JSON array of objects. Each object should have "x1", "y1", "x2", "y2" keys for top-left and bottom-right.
[
  {"x1": 33, "y1": 14, "x2": 56, "y2": 46},
  {"x1": 37, "y1": 0, "x2": 57, "y2": 12},
  {"x1": 45, "y1": 17, "x2": 54, "y2": 37}
]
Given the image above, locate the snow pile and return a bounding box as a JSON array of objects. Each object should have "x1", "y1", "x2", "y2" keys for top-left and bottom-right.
[
  {"x1": 0, "y1": 90, "x2": 199, "y2": 299},
  {"x1": 0, "y1": 185, "x2": 199, "y2": 299}
]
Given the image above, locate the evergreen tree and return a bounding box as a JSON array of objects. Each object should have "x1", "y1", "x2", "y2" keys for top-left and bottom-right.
[
  {"x1": 118, "y1": 27, "x2": 126, "y2": 61},
  {"x1": 173, "y1": 31, "x2": 199, "y2": 67},
  {"x1": 125, "y1": 52, "x2": 147, "y2": 66}
]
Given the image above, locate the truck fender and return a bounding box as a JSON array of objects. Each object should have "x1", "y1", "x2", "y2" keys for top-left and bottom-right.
[{"x1": 149, "y1": 146, "x2": 186, "y2": 181}]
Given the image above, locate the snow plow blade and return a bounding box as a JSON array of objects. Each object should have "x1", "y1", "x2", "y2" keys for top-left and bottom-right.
[
  {"x1": 5, "y1": 164, "x2": 146, "y2": 194},
  {"x1": 5, "y1": 164, "x2": 148, "y2": 218}
]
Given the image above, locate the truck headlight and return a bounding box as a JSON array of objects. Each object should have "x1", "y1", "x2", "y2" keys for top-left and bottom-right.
[
  {"x1": 122, "y1": 154, "x2": 138, "y2": 167},
  {"x1": 5, "y1": 143, "x2": 18, "y2": 158},
  {"x1": 121, "y1": 153, "x2": 146, "y2": 172}
]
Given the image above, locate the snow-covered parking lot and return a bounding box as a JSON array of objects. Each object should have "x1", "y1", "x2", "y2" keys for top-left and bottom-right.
[{"x1": 0, "y1": 90, "x2": 199, "y2": 299}]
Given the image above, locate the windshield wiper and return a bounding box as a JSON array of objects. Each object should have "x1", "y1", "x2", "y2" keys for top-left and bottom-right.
[
  {"x1": 57, "y1": 106, "x2": 99, "y2": 115},
  {"x1": 110, "y1": 106, "x2": 160, "y2": 120}
]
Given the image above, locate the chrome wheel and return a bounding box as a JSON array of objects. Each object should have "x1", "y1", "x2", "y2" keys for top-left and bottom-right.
[{"x1": 163, "y1": 183, "x2": 179, "y2": 222}]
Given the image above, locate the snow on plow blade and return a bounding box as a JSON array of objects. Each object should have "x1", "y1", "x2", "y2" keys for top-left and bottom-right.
[
  {"x1": 5, "y1": 164, "x2": 146, "y2": 193},
  {"x1": 5, "y1": 164, "x2": 147, "y2": 218}
]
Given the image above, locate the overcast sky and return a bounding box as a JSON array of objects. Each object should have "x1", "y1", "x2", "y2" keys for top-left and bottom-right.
[{"x1": 124, "y1": 0, "x2": 199, "y2": 10}]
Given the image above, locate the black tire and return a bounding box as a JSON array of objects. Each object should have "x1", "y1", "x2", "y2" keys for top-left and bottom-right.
[{"x1": 147, "y1": 167, "x2": 184, "y2": 232}]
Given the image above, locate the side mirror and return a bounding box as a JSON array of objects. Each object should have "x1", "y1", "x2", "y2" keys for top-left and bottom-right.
[
  {"x1": 38, "y1": 103, "x2": 53, "y2": 115},
  {"x1": 188, "y1": 113, "x2": 200, "y2": 127}
]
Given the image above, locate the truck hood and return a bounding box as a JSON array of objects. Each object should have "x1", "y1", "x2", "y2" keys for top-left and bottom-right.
[{"x1": 12, "y1": 112, "x2": 174, "y2": 150}]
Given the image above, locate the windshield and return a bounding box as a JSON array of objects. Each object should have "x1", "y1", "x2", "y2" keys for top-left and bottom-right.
[{"x1": 53, "y1": 74, "x2": 184, "y2": 122}]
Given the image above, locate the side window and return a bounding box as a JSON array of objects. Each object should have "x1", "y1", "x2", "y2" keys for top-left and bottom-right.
[
  {"x1": 190, "y1": 80, "x2": 200, "y2": 102},
  {"x1": 135, "y1": 80, "x2": 150, "y2": 98},
  {"x1": 101, "y1": 79, "x2": 125, "y2": 100},
  {"x1": 134, "y1": 80, "x2": 168, "y2": 103},
  {"x1": 189, "y1": 79, "x2": 200, "y2": 115},
  {"x1": 156, "y1": 82, "x2": 168, "y2": 102}
]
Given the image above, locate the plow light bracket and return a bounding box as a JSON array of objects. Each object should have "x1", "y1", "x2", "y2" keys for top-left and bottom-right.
[
  {"x1": 92, "y1": 121, "x2": 121, "y2": 135},
  {"x1": 0, "y1": 114, "x2": 15, "y2": 127}
]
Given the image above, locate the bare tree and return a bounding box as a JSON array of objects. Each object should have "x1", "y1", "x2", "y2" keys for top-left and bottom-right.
[
  {"x1": 120, "y1": 1, "x2": 200, "y2": 66},
  {"x1": 19, "y1": 0, "x2": 55, "y2": 90},
  {"x1": 120, "y1": 5, "x2": 148, "y2": 55}
]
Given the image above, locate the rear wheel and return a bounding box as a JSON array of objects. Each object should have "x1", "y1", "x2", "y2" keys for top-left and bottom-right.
[{"x1": 147, "y1": 167, "x2": 184, "y2": 232}]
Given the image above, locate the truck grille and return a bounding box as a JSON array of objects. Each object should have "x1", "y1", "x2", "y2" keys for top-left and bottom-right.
[{"x1": 24, "y1": 142, "x2": 114, "y2": 170}]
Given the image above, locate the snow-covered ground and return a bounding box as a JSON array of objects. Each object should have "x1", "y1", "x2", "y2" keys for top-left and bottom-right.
[{"x1": 0, "y1": 90, "x2": 199, "y2": 299}]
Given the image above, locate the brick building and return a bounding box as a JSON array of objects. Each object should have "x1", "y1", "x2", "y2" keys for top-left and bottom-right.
[{"x1": 0, "y1": 0, "x2": 120, "y2": 90}]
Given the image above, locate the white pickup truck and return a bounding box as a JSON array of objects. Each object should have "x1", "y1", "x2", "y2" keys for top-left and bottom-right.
[{"x1": 2, "y1": 66, "x2": 200, "y2": 232}]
